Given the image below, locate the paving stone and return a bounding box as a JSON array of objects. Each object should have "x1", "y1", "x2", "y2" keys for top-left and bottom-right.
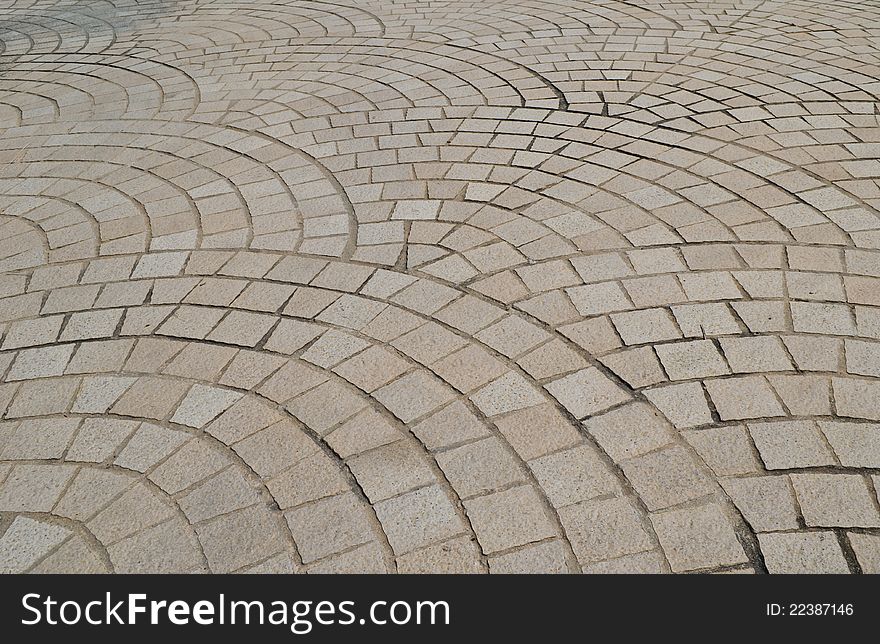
[
  {"x1": 267, "y1": 450, "x2": 349, "y2": 508},
  {"x1": 465, "y1": 486, "x2": 557, "y2": 555},
  {"x1": 54, "y1": 468, "x2": 133, "y2": 522},
  {"x1": 325, "y1": 409, "x2": 402, "y2": 458},
  {"x1": 111, "y1": 376, "x2": 190, "y2": 420},
  {"x1": 818, "y1": 421, "x2": 880, "y2": 468},
  {"x1": 719, "y1": 336, "x2": 794, "y2": 373},
  {"x1": 544, "y1": 367, "x2": 629, "y2": 419},
  {"x1": 286, "y1": 380, "x2": 366, "y2": 434},
  {"x1": 30, "y1": 536, "x2": 107, "y2": 574},
  {"x1": 197, "y1": 504, "x2": 287, "y2": 572},
  {"x1": 749, "y1": 421, "x2": 836, "y2": 469},
  {"x1": 149, "y1": 438, "x2": 230, "y2": 495},
  {"x1": 493, "y1": 403, "x2": 581, "y2": 461},
  {"x1": 436, "y1": 437, "x2": 526, "y2": 499},
  {"x1": 66, "y1": 418, "x2": 139, "y2": 463},
  {"x1": 7, "y1": 377, "x2": 79, "y2": 417},
  {"x1": 398, "y1": 536, "x2": 484, "y2": 574},
  {"x1": 109, "y1": 518, "x2": 205, "y2": 574},
  {"x1": 832, "y1": 377, "x2": 880, "y2": 421},
  {"x1": 232, "y1": 420, "x2": 319, "y2": 478},
  {"x1": 0, "y1": 464, "x2": 77, "y2": 512},
  {"x1": 558, "y1": 497, "x2": 654, "y2": 565},
  {"x1": 651, "y1": 504, "x2": 748, "y2": 572},
  {"x1": 758, "y1": 532, "x2": 850, "y2": 574},
  {"x1": 375, "y1": 486, "x2": 465, "y2": 555},
  {"x1": 488, "y1": 540, "x2": 569, "y2": 574},
  {"x1": 621, "y1": 446, "x2": 715, "y2": 511},
  {"x1": 611, "y1": 308, "x2": 682, "y2": 345},
  {"x1": 7, "y1": 345, "x2": 75, "y2": 380},
  {"x1": 530, "y1": 444, "x2": 621, "y2": 507},
  {"x1": 790, "y1": 474, "x2": 880, "y2": 528},
  {"x1": 373, "y1": 371, "x2": 456, "y2": 423},
  {"x1": 433, "y1": 344, "x2": 508, "y2": 393},
  {"x1": 643, "y1": 382, "x2": 714, "y2": 429},
  {"x1": 306, "y1": 543, "x2": 386, "y2": 574},
  {"x1": 113, "y1": 423, "x2": 188, "y2": 472},
  {"x1": 598, "y1": 346, "x2": 667, "y2": 388},
  {"x1": 205, "y1": 396, "x2": 285, "y2": 444},
  {"x1": 847, "y1": 532, "x2": 880, "y2": 574},
  {"x1": 585, "y1": 402, "x2": 674, "y2": 461},
  {"x1": 704, "y1": 376, "x2": 786, "y2": 420},
  {"x1": 720, "y1": 476, "x2": 800, "y2": 532},
  {"x1": 333, "y1": 346, "x2": 410, "y2": 392},
  {"x1": 348, "y1": 441, "x2": 435, "y2": 502},
  {"x1": 655, "y1": 339, "x2": 729, "y2": 380},
  {"x1": 171, "y1": 384, "x2": 243, "y2": 428},
  {"x1": 472, "y1": 371, "x2": 546, "y2": 416},
  {"x1": 87, "y1": 483, "x2": 176, "y2": 545},
  {"x1": 682, "y1": 425, "x2": 760, "y2": 476},
  {"x1": 582, "y1": 550, "x2": 666, "y2": 574},
  {"x1": 767, "y1": 374, "x2": 832, "y2": 416},
  {"x1": 0, "y1": 418, "x2": 79, "y2": 460},
  {"x1": 0, "y1": 517, "x2": 71, "y2": 573}
]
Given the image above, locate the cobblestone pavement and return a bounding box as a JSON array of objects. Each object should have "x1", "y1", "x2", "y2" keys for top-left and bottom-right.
[{"x1": 1, "y1": 0, "x2": 879, "y2": 575}]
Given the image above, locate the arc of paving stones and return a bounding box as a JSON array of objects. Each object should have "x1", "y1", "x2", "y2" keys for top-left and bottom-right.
[
  {"x1": 465, "y1": 237, "x2": 880, "y2": 573},
  {"x1": 0, "y1": 250, "x2": 779, "y2": 573},
  {"x1": 256, "y1": 109, "x2": 878, "y2": 266},
  {"x1": 351, "y1": 0, "x2": 680, "y2": 36},
  {"x1": 0, "y1": 119, "x2": 355, "y2": 257},
  {"x1": 0, "y1": 376, "x2": 393, "y2": 574},
  {"x1": 3, "y1": 248, "x2": 871, "y2": 572},
  {"x1": 0, "y1": 214, "x2": 48, "y2": 272},
  {"x1": 0, "y1": 0, "x2": 169, "y2": 58},
  {"x1": 113, "y1": 1, "x2": 389, "y2": 49},
  {"x1": 0, "y1": 55, "x2": 203, "y2": 125},
  {"x1": 717, "y1": 1, "x2": 880, "y2": 35},
  {"x1": 132, "y1": 39, "x2": 565, "y2": 114},
  {"x1": 454, "y1": 32, "x2": 880, "y2": 121}
]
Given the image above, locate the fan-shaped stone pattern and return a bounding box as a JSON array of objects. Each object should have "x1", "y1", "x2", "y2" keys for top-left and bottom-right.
[{"x1": 1, "y1": 0, "x2": 880, "y2": 575}]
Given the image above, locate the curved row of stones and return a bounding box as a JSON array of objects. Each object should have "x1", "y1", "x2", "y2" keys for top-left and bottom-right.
[{"x1": 1, "y1": 0, "x2": 879, "y2": 574}]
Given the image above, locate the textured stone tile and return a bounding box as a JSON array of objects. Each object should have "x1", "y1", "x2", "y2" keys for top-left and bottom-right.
[
  {"x1": 488, "y1": 540, "x2": 569, "y2": 574},
  {"x1": 285, "y1": 493, "x2": 376, "y2": 564},
  {"x1": 758, "y1": 532, "x2": 849, "y2": 574},
  {"x1": 375, "y1": 486, "x2": 465, "y2": 555},
  {"x1": 0, "y1": 517, "x2": 71, "y2": 573},
  {"x1": 819, "y1": 421, "x2": 880, "y2": 468},
  {"x1": 472, "y1": 371, "x2": 545, "y2": 416},
  {"x1": 464, "y1": 486, "x2": 556, "y2": 554},
  {"x1": 704, "y1": 376, "x2": 786, "y2": 420},
  {"x1": 651, "y1": 504, "x2": 748, "y2": 572},
  {"x1": 436, "y1": 437, "x2": 526, "y2": 499},
  {"x1": 558, "y1": 497, "x2": 654, "y2": 565},
  {"x1": 373, "y1": 371, "x2": 456, "y2": 423},
  {"x1": 720, "y1": 476, "x2": 800, "y2": 532},
  {"x1": 749, "y1": 420, "x2": 836, "y2": 469},
  {"x1": 848, "y1": 532, "x2": 880, "y2": 574},
  {"x1": 791, "y1": 474, "x2": 880, "y2": 528},
  {"x1": 544, "y1": 367, "x2": 629, "y2": 419},
  {"x1": 348, "y1": 440, "x2": 435, "y2": 502},
  {"x1": 622, "y1": 446, "x2": 715, "y2": 511},
  {"x1": 398, "y1": 536, "x2": 484, "y2": 574},
  {"x1": 643, "y1": 382, "x2": 713, "y2": 429}
]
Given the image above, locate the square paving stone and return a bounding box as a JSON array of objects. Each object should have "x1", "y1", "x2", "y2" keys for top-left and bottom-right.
[
  {"x1": 375, "y1": 485, "x2": 465, "y2": 555},
  {"x1": 651, "y1": 503, "x2": 748, "y2": 572},
  {"x1": 464, "y1": 485, "x2": 556, "y2": 555}
]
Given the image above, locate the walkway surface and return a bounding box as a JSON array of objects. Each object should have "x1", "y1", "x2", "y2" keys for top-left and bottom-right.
[{"x1": 1, "y1": 0, "x2": 880, "y2": 575}]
